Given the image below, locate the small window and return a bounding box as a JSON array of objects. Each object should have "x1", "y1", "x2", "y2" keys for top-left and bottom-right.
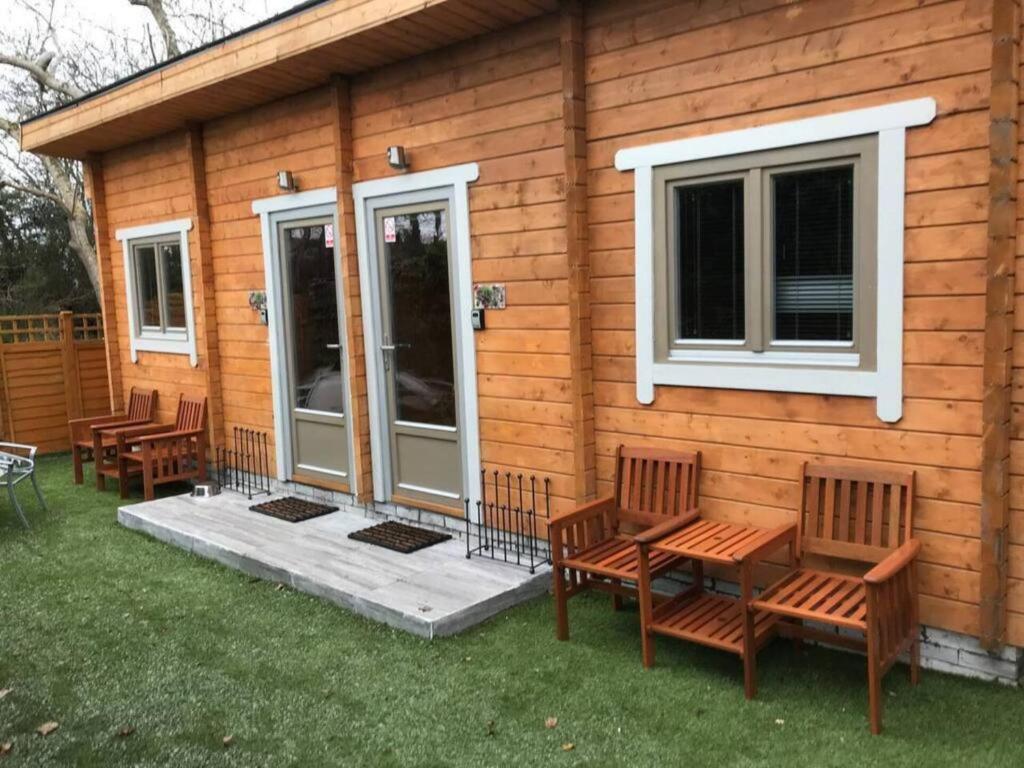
[
  {"x1": 654, "y1": 136, "x2": 876, "y2": 369},
  {"x1": 132, "y1": 240, "x2": 186, "y2": 334},
  {"x1": 116, "y1": 219, "x2": 196, "y2": 365}
]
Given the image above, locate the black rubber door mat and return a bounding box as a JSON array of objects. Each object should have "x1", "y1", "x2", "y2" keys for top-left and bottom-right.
[
  {"x1": 348, "y1": 521, "x2": 451, "y2": 554},
  {"x1": 250, "y1": 496, "x2": 338, "y2": 523}
]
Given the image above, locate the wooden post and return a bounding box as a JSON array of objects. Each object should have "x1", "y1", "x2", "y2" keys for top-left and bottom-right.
[
  {"x1": 979, "y1": 0, "x2": 1020, "y2": 649},
  {"x1": 331, "y1": 74, "x2": 373, "y2": 501},
  {"x1": 184, "y1": 124, "x2": 226, "y2": 451},
  {"x1": 83, "y1": 156, "x2": 124, "y2": 413},
  {"x1": 58, "y1": 311, "x2": 84, "y2": 420},
  {"x1": 560, "y1": 0, "x2": 596, "y2": 504}
]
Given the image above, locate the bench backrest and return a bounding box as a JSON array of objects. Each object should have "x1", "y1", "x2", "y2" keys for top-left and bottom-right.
[
  {"x1": 126, "y1": 387, "x2": 157, "y2": 422},
  {"x1": 613, "y1": 445, "x2": 700, "y2": 529},
  {"x1": 174, "y1": 394, "x2": 208, "y2": 432},
  {"x1": 798, "y1": 462, "x2": 915, "y2": 565}
]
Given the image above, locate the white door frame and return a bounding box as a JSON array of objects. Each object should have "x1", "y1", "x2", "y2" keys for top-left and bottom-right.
[
  {"x1": 253, "y1": 187, "x2": 357, "y2": 489},
  {"x1": 353, "y1": 163, "x2": 481, "y2": 510}
]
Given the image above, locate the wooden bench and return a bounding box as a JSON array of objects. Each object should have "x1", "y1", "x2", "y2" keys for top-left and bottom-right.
[
  {"x1": 108, "y1": 394, "x2": 209, "y2": 501},
  {"x1": 67, "y1": 387, "x2": 157, "y2": 486},
  {"x1": 748, "y1": 462, "x2": 919, "y2": 734},
  {"x1": 548, "y1": 445, "x2": 700, "y2": 640}
]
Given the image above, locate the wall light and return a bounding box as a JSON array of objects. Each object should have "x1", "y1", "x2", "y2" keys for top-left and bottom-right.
[
  {"x1": 277, "y1": 170, "x2": 297, "y2": 191},
  {"x1": 386, "y1": 146, "x2": 409, "y2": 171}
]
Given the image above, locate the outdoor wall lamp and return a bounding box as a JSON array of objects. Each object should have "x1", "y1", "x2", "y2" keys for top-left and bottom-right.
[
  {"x1": 386, "y1": 145, "x2": 409, "y2": 171},
  {"x1": 277, "y1": 170, "x2": 297, "y2": 191}
]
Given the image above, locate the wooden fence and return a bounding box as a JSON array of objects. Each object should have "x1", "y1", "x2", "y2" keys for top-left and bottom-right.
[{"x1": 0, "y1": 312, "x2": 111, "y2": 454}]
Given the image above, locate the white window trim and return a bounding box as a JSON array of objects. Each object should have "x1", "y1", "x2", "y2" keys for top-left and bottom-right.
[
  {"x1": 115, "y1": 218, "x2": 197, "y2": 366},
  {"x1": 615, "y1": 98, "x2": 937, "y2": 423},
  {"x1": 352, "y1": 163, "x2": 482, "y2": 512}
]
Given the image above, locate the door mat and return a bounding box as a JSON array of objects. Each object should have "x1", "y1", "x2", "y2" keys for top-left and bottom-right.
[
  {"x1": 250, "y1": 496, "x2": 338, "y2": 523},
  {"x1": 348, "y1": 521, "x2": 451, "y2": 554}
]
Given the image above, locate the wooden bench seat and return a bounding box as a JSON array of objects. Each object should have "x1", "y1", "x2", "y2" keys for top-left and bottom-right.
[
  {"x1": 753, "y1": 568, "x2": 867, "y2": 630},
  {"x1": 562, "y1": 535, "x2": 679, "y2": 580}
]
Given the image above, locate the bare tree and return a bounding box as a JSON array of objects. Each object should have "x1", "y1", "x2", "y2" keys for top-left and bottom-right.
[{"x1": 0, "y1": 0, "x2": 263, "y2": 304}]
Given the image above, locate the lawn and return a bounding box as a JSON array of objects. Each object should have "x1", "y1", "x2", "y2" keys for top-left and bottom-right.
[{"x1": 1, "y1": 455, "x2": 1023, "y2": 767}]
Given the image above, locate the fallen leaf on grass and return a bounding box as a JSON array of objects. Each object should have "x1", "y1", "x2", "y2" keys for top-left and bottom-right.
[
  {"x1": 0, "y1": 742, "x2": 11, "y2": 757},
  {"x1": 561, "y1": 743, "x2": 575, "y2": 752},
  {"x1": 223, "y1": 735, "x2": 234, "y2": 748},
  {"x1": 36, "y1": 722, "x2": 59, "y2": 737},
  {"x1": 116, "y1": 725, "x2": 135, "y2": 739},
  {"x1": 545, "y1": 717, "x2": 558, "y2": 729},
  {"x1": 774, "y1": 719, "x2": 784, "y2": 726},
  {"x1": 0, "y1": 690, "x2": 10, "y2": 700}
]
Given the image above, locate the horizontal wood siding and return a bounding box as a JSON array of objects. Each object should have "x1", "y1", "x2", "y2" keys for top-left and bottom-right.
[
  {"x1": 203, "y1": 87, "x2": 340, "y2": 478},
  {"x1": 585, "y1": 0, "x2": 993, "y2": 639},
  {"x1": 350, "y1": 15, "x2": 577, "y2": 515},
  {"x1": 101, "y1": 133, "x2": 206, "y2": 426}
]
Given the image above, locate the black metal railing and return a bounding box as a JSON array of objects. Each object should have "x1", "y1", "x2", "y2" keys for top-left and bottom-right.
[
  {"x1": 216, "y1": 427, "x2": 271, "y2": 499},
  {"x1": 465, "y1": 468, "x2": 551, "y2": 573}
]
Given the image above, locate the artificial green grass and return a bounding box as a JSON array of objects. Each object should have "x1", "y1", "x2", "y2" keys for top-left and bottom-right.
[{"x1": 1, "y1": 455, "x2": 1023, "y2": 767}]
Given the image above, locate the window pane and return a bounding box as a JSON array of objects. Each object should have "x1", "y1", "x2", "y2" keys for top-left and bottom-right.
[
  {"x1": 134, "y1": 245, "x2": 160, "y2": 327},
  {"x1": 773, "y1": 166, "x2": 854, "y2": 342},
  {"x1": 161, "y1": 243, "x2": 186, "y2": 330},
  {"x1": 676, "y1": 180, "x2": 745, "y2": 340}
]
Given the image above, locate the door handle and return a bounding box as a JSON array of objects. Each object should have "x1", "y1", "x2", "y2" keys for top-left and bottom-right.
[
  {"x1": 380, "y1": 344, "x2": 396, "y2": 351},
  {"x1": 325, "y1": 343, "x2": 341, "y2": 350}
]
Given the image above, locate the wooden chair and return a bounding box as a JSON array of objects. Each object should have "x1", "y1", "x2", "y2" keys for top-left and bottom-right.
[
  {"x1": 110, "y1": 394, "x2": 208, "y2": 501},
  {"x1": 748, "y1": 463, "x2": 919, "y2": 735},
  {"x1": 67, "y1": 387, "x2": 157, "y2": 485},
  {"x1": 548, "y1": 445, "x2": 701, "y2": 640}
]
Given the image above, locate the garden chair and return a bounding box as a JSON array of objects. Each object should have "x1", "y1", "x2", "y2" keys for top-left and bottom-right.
[
  {"x1": 548, "y1": 445, "x2": 701, "y2": 640},
  {"x1": 747, "y1": 462, "x2": 919, "y2": 735},
  {"x1": 0, "y1": 442, "x2": 48, "y2": 529},
  {"x1": 111, "y1": 394, "x2": 208, "y2": 500},
  {"x1": 68, "y1": 386, "x2": 157, "y2": 487}
]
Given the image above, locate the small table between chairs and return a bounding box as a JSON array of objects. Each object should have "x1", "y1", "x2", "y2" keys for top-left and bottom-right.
[{"x1": 636, "y1": 516, "x2": 797, "y2": 698}]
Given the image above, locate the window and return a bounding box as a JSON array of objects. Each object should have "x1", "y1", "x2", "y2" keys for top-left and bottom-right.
[
  {"x1": 116, "y1": 218, "x2": 197, "y2": 366},
  {"x1": 654, "y1": 136, "x2": 876, "y2": 368},
  {"x1": 616, "y1": 98, "x2": 939, "y2": 422}
]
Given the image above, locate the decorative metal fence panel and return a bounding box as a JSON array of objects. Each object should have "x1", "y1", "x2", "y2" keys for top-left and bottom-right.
[
  {"x1": 216, "y1": 427, "x2": 272, "y2": 499},
  {"x1": 465, "y1": 468, "x2": 551, "y2": 573}
]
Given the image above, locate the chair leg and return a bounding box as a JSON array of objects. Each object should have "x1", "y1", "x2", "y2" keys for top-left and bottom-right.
[
  {"x1": 611, "y1": 579, "x2": 624, "y2": 611},
  {"x1": 7, "y1": 483, "x2": 29, "y2": 530},
  {"x1": 73, "y1": 447, "x2": 84, "y2": 485},
  {"x1": 553, "y1": 567, "x2": 570, "y2": 641},
  {"x1": 740, "y1": 562, "x2": 756, "y2": 699},
  {"x1": 30, "y1": 473, "x2": 49, "y2": 514},
  {"x1": 791, "y1": 618, "x2": 804, "y2": 655},
  {"x1": 909, "y1": 633, "x2": 920, "y2": 686},
  {"x1": 638, "y1": 557, "x2": 655, "y2": 669},
  {"x1": 96, "y1": 460, "x2": 106, "y2": 490},
  {"x1": 867, "y1": 637, "x2": 883, "y2": 735},
  {"x1": 143, "y1": 465, "x2": 155, "y2": 501}
]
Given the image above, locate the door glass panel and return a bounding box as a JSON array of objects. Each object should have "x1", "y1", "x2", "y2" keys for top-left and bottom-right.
[
  {"x1": 133, "y1": 245, "x2": 160, "y2": 328},
  {"x1": 383, "y1": 208, "x2": 456, "y2": 427},
  {"x1": 284, "y1": 223, "x2": 344, "y2": 414},
  {"x1": 161, "y1": 243, "x2": 186, "y2": 330}
]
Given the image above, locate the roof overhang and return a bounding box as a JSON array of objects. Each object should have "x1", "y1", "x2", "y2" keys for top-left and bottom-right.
[{"x1": 20, "y1": 0, "x2": 557, "y2": 159}]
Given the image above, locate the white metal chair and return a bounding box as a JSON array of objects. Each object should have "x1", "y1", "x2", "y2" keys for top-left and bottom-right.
[{"x1": 0, "y1": 442, "x2": 48, "y2": 529}]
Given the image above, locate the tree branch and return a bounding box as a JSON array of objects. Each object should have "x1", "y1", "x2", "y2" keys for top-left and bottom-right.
[
  {"x1": 0, "y1": 178, "x2": 61, "y2": 205},
  {"x1": 129, "y1": 0, "x2": 182, "y2": 58},
  {"x1": 0, "y1": 52, "x2": 84, "y2": 99}
]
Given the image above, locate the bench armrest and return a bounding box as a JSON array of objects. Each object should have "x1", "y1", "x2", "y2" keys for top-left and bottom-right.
[
  {"x1": 69, "y1": 413, "x2": 122, "y2": 441},
  {"x1": 140, "y1": 428, "x2": 205, "y2": 445},
  {"x1": 633, "y1": 508, "x2": 701, "y2": 545},
  {"x1": 731, "y1": 523, "x2": 797, "y2": 564},
  {"x1": 103, "y1": 422, "x2": 176, "y2": 441},
  {"x1": 548, "y1": 496, "x2": 615, "y2": 532},
  {"x1": 864, "y1": 540, "x2": 921, "y2": 585}
]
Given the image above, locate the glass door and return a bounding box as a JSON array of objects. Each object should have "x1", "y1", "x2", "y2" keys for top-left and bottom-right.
[
  {"x1": 277, "y1": 216, "x2": 350, "y2": 484},
  {"x1": 374, "y1": 201, "x2": 462, "y2": 508}
]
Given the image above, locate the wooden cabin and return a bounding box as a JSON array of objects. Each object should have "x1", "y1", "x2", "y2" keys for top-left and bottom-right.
[{"x1": 20, "y1": 0, "x2": 1024, "y2": 671}]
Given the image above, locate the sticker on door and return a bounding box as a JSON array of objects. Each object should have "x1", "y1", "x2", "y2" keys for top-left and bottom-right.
[{"x1": 383, "y1": 216, "x2": 397, "y2": 243}]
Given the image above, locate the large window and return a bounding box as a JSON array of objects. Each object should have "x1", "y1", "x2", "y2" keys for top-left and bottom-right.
[
  {"x1": 616, "y1": 97, "x2": 939, "y2": 422},
  {"x1": 116, "y1": 219, "x2": 197, "y2": 365},
  {"x1": 654, "y1": 136, "x2": 876, "y2": 367}
]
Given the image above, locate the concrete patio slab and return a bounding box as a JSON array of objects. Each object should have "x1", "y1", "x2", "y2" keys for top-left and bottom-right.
[{"x1": 118, "y1": 491, "x2": 550, "y2": 638}]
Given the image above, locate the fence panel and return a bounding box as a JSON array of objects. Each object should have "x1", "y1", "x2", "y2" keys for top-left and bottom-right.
[{"x1": 0, "y1": 312, "x2": 110, "y2": 454}]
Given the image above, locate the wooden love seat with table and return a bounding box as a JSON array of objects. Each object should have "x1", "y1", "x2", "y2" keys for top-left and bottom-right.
[
  {"x1": 548, "y1": 447, "x2": 921, "y2": 735},
  {"x1": 67, "y1": 386, "x2": 157, "y2": 486}
]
